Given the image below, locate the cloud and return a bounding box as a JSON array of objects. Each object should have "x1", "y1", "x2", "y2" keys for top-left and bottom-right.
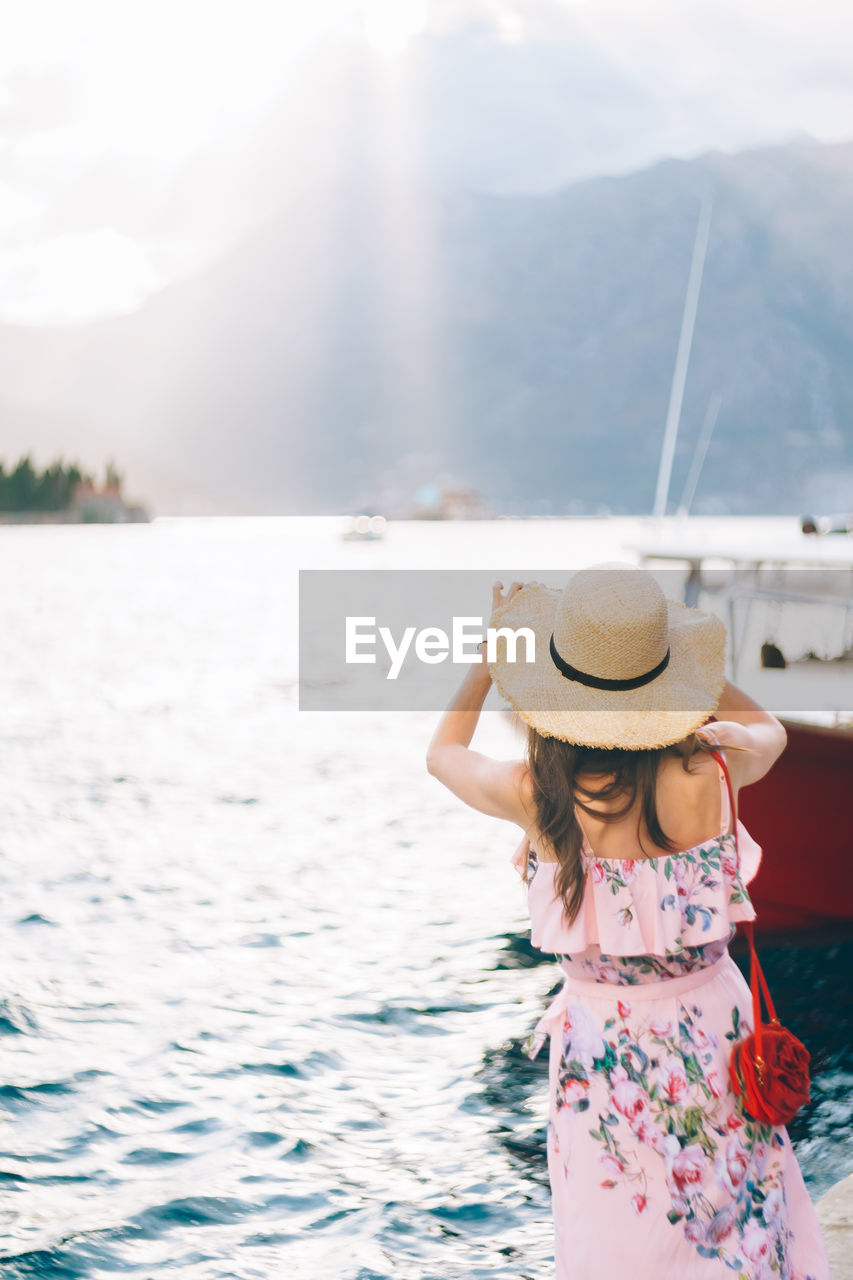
[
  {"x1": 0, "y1": 66, "x2": 77, "y2": 141},
  {"x1": 0, "y1": 228, "x2": 165, "y2": 324},
  {"x1": 3, "y1": 0, "x2": 853, "y2": 323}
]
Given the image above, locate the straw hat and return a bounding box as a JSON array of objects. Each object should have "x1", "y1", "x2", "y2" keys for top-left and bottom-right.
[{"x1": 488, "y1": 562, "x2": 726, "y2": 749}]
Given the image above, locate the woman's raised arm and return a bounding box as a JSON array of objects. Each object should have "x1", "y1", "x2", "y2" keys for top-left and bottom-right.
[{"x1": 426, "y1": 583, "x2": 531, "y2": 826}]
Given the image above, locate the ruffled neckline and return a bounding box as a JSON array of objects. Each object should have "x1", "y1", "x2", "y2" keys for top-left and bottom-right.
[{"x1": 510, "y1": 822, "x2": 760, "y2": 958}]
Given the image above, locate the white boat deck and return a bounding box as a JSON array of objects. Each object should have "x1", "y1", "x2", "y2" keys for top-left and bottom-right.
[
  {"x1": 629, "y1": 529, "x2": 853, "y2": 570},
  {"x1": 626, "y1": 527, "x2": 853, "y2": 723}
]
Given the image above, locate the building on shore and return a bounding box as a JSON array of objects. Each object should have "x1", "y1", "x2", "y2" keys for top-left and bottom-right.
[
  {"x1": 409, "y1": 482, "x2": 492, "y2": 520},
  {"x1": 68, "y1": 477, "x2": 149, "y2": 523}
]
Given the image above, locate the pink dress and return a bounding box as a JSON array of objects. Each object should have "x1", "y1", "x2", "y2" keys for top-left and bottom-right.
[{"x1": 512, "y1": 762, "x2": 833, "y2": 1279}]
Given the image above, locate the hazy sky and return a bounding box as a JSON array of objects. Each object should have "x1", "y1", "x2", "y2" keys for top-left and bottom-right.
[{"x1": 3, "y1": 0, "x2": 853, "y2": 324}]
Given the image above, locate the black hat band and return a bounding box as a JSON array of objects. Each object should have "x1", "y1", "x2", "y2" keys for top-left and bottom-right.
[{"x1": 549, "y1": 634, "x2": 671, "y2": 691}]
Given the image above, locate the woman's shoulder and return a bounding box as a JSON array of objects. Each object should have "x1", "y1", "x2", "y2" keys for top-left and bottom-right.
[
  {"x1": 656, "y1": 745, "x2": 720, "y2": 791},
  {"x1": 517, "y1": 764, "x2": 535, "y2": 805}
]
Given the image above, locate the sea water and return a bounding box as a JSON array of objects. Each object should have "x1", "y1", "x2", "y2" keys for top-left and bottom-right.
[{"x1": 0, "y1": 516, "x2": 850, "y2": 1279}]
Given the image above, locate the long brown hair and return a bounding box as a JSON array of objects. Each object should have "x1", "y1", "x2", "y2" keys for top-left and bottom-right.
[{"x1": 525, "y1": 726, "x2": 715, "y2": 926}]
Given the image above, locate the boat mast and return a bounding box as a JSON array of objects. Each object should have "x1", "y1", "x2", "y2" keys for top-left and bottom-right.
[
  {"x1": 677, "y1": 390, "x2": 722, "y2": 517},
  {"x1": 652, "y1": 192, "x2": 713, "y2": 519}
]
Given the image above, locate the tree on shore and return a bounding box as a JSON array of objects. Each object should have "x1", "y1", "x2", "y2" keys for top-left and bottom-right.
[{"x1": 0, "y1": 456, "x2": 99, "y2": 511}]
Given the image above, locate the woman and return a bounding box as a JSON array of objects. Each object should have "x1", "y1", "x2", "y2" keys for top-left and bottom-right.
[{"x1": 427, "y1": 565, "x2": 831, "y2": 1278}]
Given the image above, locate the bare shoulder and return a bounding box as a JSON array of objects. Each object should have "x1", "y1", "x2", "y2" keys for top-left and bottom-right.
[
  {"x1": 656, "y1": 749, "x2": 720, "y2": 806},
  {"x1": 515, "y1": 764, "x2": 560, "y2": 857},
  {"x1": 517, "y1": 763, "x2": 535, "y2": 805},
  {"x1": 514, "y1": 763, "x2": 539, "y2": 826},
  {"x1": 658, "y1": 747, "x2": 718, "y2": 778},
  {"x1": 640, "y1": 749, "x2": 724, "y2": 849}
]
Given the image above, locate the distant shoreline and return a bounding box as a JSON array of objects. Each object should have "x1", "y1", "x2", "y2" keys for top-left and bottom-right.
[{"x1": 0, "y1": 507, "x2": 149, "y2": 525}]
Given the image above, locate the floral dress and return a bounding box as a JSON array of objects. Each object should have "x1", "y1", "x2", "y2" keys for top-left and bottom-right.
[{"x1": 513, "y1": 765, "x2": 833, "y2": 1279}]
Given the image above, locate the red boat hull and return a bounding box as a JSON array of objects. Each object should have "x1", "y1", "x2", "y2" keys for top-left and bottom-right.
[{"x1": 738, "y1": 720, "x2": 853, "y2": 934}]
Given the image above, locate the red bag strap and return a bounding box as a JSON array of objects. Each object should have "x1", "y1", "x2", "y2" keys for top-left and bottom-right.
[
  {"x1": 708, "y1": 746, "x2": 778, "y2": 1062},
  {"x1": 708, "y1": 746, "x2": 739, "y2": 874},
  {"x1": 745, "y1": 919, "x2": 779, "y2": 1064}
]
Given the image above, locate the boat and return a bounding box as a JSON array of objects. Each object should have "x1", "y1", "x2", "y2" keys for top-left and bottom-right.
[
  {"x1": 801, "y1": 513, "x2": 853, "y2": 536},
  {"x1": 634, "y1": 197, "x2": 853, "y2": 937},
  {"x1": 341, "y1": 514, "x2": 387, "y2": 541},
  {"x1": 738, "y1": 718, "x2": 853, "y2": 937},
  {"x1": 627, "y1": 534, "x2": 853, "y2": 938}
]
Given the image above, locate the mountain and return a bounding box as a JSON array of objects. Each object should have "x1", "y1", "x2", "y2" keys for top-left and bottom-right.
[{"x1": 2, "y1": 139, "x2": 853, "y2": 515}]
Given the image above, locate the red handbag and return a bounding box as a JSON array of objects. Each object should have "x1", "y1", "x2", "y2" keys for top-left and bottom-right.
[{"x1": 710, "y1": 748, "x2": 812, "y2": 1127}]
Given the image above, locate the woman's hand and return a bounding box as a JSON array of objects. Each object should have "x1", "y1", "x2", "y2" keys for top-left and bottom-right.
[
  {"x1": 705, "y1": 680, "x2": 787, "y2": 787},
  {"x1": 490, "y1": 579, "x2": 524, "y2": 625},
  {"x1": 466, "y1": 580, "x2": 525, "y2": 687}
]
